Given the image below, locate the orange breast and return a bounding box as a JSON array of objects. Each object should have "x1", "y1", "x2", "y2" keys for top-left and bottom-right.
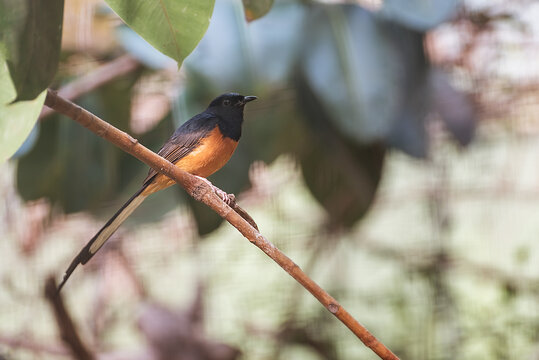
[{"x1": 143, "y1": 127, "x2": 238, "y2": 195}]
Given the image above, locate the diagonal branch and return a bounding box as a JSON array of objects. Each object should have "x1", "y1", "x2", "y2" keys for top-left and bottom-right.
[{"x1": 43, "y1": 89, "x2": 399, "y2": 360}]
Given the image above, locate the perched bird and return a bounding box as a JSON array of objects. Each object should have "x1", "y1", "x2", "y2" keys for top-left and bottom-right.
[{"x1": 58, "y1": 93, "x2": 257, "y2": 291}]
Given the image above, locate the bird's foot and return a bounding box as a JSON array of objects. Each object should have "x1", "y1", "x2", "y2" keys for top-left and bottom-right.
[
  {"x1": 214, "y1": 187, "x2": 236, "y2": 206},
  {"x1": 195, "y1": 176, "x2": 235, "y2": 206}
]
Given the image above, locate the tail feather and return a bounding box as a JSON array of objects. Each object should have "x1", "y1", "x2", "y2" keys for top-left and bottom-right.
[{"x1": 58, "y1": 185, "x2": 148, "y2": 292}]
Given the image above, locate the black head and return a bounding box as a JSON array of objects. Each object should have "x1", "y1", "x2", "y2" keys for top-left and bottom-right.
[
  {"x1": 208, "y1": 92, "x2": 257, "y2": 112},
  {"x1": 206, "y1": 93, "x2": 256, "y2": 141}
]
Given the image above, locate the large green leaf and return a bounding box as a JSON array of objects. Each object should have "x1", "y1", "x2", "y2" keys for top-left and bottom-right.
[
  {"x1": 104, "y1": 0, "x2": 215, "y2": 66},
  {"x1": 0, "y1": 58, "x2": 45, "y2": 163},
  {"x1": 0, "y1": 0, "x2": 64, "y2": 101}
]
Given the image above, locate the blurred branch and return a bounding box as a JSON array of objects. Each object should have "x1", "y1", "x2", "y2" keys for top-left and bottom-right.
[
  {"x1": 0, "y1": 334, "x2": 69, "y2": 356},
  {"x1": 44, "y1": 277, "x2": 95, "y2": 360},
  {"x1": 39, "y1": 54, "x2": 141, "y2": 120},
  {"x1": 115, "y1": 244, "x2": 148, "y2": 298},
  {"x1": 43, "y1": 89, "x2": 399, "y2": 360}
]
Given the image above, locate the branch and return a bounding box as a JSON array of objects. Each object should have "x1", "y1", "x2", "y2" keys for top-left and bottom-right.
[
  {"x1": 44, "y1": 89, "x2": 399, "y2": 360},
  {"x1": 44, "y1": 277, "x2": 95, "y2": 360}
]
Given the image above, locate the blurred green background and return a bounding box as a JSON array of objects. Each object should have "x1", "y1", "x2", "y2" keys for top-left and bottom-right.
[{"x1": 1, "y1": 0, "x2": 539, "y2": 359}]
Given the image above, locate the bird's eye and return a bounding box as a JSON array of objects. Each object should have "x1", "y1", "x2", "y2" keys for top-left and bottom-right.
[{"x1": 223, "y1": 99, "x2": 231, "y2": 106}]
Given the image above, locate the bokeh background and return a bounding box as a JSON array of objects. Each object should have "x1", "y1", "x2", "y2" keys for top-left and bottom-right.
[{"x1": 1, "y1": 0, "x2": 539, "y2": 359}]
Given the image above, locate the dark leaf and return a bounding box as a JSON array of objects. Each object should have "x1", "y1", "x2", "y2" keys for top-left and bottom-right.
[
  {"x1": 296, "y1": 76, "x2": 386, "y2": 229},
  {"x1": 429, "y1": 68, "x2": 476, "y2": 146},
  {"x1": 385, "y1": 24, "x2": 430, "y2": 158},
  {"x1": 0, "y1": 0, "x2": 64, "y2": 101}
]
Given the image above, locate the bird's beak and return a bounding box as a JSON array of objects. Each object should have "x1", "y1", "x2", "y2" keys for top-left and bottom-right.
[{"x1": 243, "y1": 95, "x2": 257, "y2": 103}]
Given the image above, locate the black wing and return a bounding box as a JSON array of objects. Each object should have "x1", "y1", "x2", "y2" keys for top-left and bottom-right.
[{"x1": 143, "y1": 112, "x2": 218, "y2": 184}]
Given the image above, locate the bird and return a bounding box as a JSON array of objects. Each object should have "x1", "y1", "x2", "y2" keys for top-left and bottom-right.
[{"x1": 58, "y1": 93, "x2": 257, "y2": 291}]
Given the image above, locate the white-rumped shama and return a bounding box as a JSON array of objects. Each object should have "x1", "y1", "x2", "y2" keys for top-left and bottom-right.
[{"x1": 58, "y1": 93, "x2": 257, "y2": 291}]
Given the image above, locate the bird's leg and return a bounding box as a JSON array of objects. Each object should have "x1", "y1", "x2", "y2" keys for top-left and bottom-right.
[{"x1": 194, "y1": 176, "x2": 235, "y2": 206}]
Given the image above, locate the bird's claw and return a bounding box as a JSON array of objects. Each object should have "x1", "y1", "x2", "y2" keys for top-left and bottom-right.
[
  {"x1": 194, "y1": 176, "x2": 235, "y2": 206},
  {"x1": 215, "y1": 189, "x2": 235, "y2": 206}
]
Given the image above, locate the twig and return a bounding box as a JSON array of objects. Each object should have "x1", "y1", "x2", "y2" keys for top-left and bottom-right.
[
  {"x1": 39, "y1": 55, "x2": 141, "y2": 119},
  {"x1": 44, "y1": 277, "x2": 95, "y2": 360},
  {"x1": 44, "y1": 89, "x2": 399, "y2": 360}
]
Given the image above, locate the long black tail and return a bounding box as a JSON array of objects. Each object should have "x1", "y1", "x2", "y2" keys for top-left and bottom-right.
[{"x1": 57, "y1": 185, "x2": 148, "y2": 292}]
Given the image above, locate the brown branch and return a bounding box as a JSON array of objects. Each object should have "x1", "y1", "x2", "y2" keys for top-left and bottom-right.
[
  {"x1": 44, "y1": 89, "x2": 399, "y2": 360},
  {"x1": 44, "y1": 276, "x2": 95, "y2": 360},
  {"x1": 39, "y1": 54, "x2": 141, "y2": 119}
]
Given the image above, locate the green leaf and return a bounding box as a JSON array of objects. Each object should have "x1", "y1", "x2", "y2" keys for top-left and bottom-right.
[
  {"x1": 0, "y1": 59, "x2": 45, "y2": 163},
  {"x1": 104, "y1": 0, "x2": 215, "y2": 66},
  {"x1": 242, "y1": 0, "x2": 274, "y2": 22},
  {"x1": 0, "y1": 0, "x2": 64, "y2": 101}
]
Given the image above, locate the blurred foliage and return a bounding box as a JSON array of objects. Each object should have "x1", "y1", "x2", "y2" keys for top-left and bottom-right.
[
  {"x1": 0, "y1": 0, "x2": 64, "y2": 101},
  {"x1": 300, "y1": 5, "x2": 430, "y2": 156},
  {"x1": 170, "y1": 0, "x2": 472, "y2": 231},
  {"x1": 13, "y1": 0, "x2": 474, "y2": 233}
]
